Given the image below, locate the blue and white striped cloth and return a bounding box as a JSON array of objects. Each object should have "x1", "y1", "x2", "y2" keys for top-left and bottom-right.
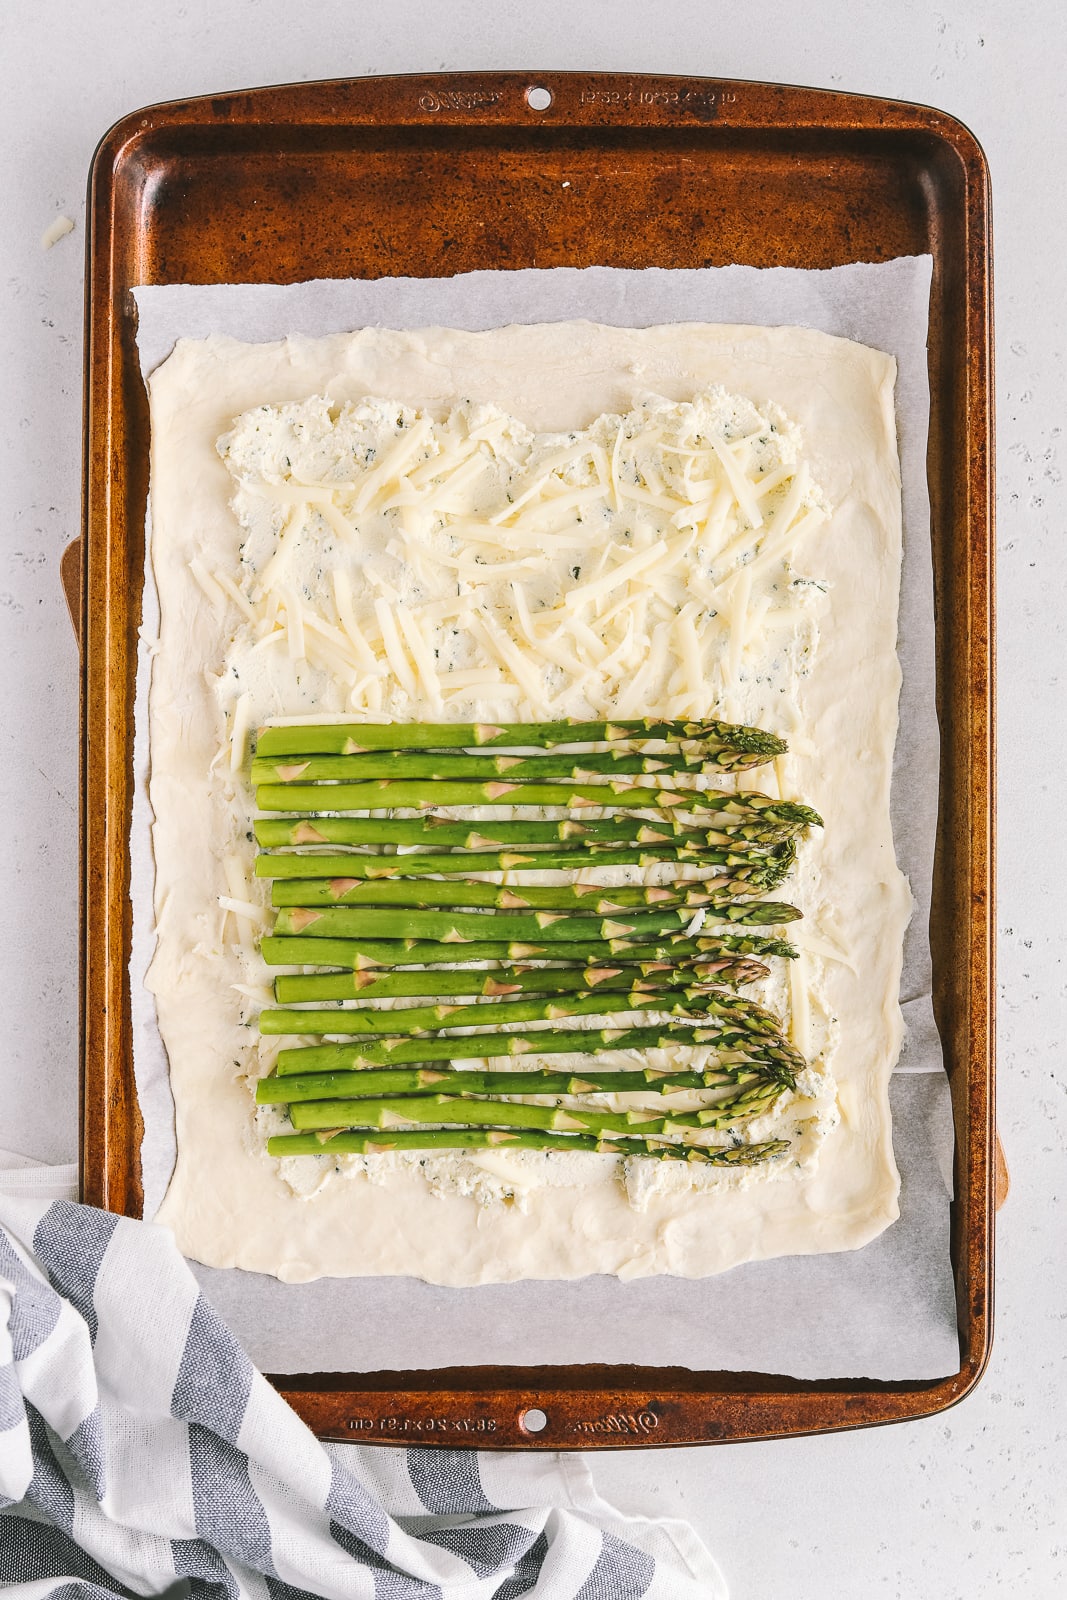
[{"x1": 0, "y1": 1181, "x2": 724, "y2": 1597}]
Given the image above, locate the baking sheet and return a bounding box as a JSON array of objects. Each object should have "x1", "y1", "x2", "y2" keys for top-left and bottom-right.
[{"x1": 131, "y1": 258, "x2": 958, "y2": 1380}]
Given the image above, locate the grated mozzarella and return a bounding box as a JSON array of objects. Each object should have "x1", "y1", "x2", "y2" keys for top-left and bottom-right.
[
  {"x1": 220, "y1": 384, "x2": 829, "y2": 737},
  {"x1": 373, "y1": 597, "x2": 417, "y2": 699},
  {"x1": 229, "y1": 692, "x2": 252, "y2": 773},
  {"x1": 788, "y1": 949, "x2": 812, "y2": 1056}
]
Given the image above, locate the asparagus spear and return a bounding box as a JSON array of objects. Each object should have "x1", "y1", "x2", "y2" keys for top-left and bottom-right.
[
  {"x1": 252, "y1": 748, "x2": 774, "y2": 787},
  {"x1": 269, "y1": 875, "x2": 782, "y2": 912},
  {"x1": 255, "y1": 718, "x2": 788, "y2": 759},
  {"x1": 278, "y1": 1075, "x2": 786, "y2": 1132},
  {"x1": 284, "y1": 1095, "x2": 699, "y2": 1137},
  {"x1": 258, "y1": 1066, "x2": 784, "y2": 1117},
  {"x1": 273, "y1": 959, "x2": 770, "y2": 1004},
  {"x1": 257, "y1": 779, "x2": 822, "y2": 824},
  {"x1": 275, "y1": 1023, "x2": 804, "y2": 1079},
  {"x1": 271, "y1": 902, "x2": 801, "y2": 944},
  {"x1": 259, "y1": 933, "x2": 799, "y2": 969},
  {"x1": 695, "y1": 1076, "x2": 792, "y2": 1127},
  {"x1": 266, "y1": 1126, "x2": 791, "y2": 1164},
  {"x1": 255, "y1": 813, "x2": 810, "y2": 848},
  {"x1": 255, "y1": 841, "x2": 795, "y2": 879},
  {"x1": 259, "y1": 985, "x2": 785, "y2": 1037},
  {"x1": 285, "y1": 1093, "x2": 786, "y2": 1138}
]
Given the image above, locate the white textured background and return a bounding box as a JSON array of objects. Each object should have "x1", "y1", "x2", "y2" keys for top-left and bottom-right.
[{"x1": 1, "y1": 2, "x2": 1063, "y2": 1595}]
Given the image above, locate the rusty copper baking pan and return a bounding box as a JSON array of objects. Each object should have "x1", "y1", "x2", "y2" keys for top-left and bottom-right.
[{"x1": 78, "y1": 71, "x2": 994, "y2": 1447}]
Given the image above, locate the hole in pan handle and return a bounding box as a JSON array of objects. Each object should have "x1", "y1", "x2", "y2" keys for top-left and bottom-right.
[
  {"x1": 520, "y1": 1407, "x2": 548, "y2": 1434},
  {"x1": 525, "y1": 85, "x2": 553, "y2": 111}
]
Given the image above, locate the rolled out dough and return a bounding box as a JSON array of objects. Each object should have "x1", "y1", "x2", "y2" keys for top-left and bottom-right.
[{"x1": 146, "y1": 321, "x2": 911, "y2": 1284}]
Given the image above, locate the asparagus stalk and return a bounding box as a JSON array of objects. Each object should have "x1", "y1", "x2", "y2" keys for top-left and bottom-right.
[
  {"x1": 257, "y1": 779, "x2": 823, "y2": 824},
  {"x1": 255, "y1": 813, "x2": 810, "y2": 848},
  {"x1": 255, "y1": 718, "x2": 788, "y2": 760},
  {"x1": 284, "y1": 1095, "x2": 693, "y2": 1137},
  {"x1": 255, "y1": 841, "x2": 794, "y2": 879},
  {"x1": 257, "y1": 1064, "x2": 776, "y2": 1103},
  {"x1": 285, "y1": 1093, "x2": 784, "y2": 1138},
  {"x1": 259, "y1": 985, "x2": 785, "y2": 1037},
  {"x1": 271, "y1": 902, "x2": 801, "y2": 944},
  {"x1": 273, "y1": 959, "x2": 770, "y2": 1004},
  {"x1": 266, "y1": 1126, "x2": 791, "y2": 1164},
  {"x1": 269, "y1": 874, "x2": 783, "y2": 912},
  {"x1": 275, "y1": 1024, "x2": 805, "y2": 1079},
  {"x1": 252, "y1": 748, "x2": 774, "y2": 787},
  {"x1": 260, "y1": 933, "x2": 799, "y2": 969}
]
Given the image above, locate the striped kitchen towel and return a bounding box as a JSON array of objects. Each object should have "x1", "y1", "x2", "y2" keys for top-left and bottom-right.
[{"x1": 0, "y1": 1190, "x2": 725, "y2": 1598}]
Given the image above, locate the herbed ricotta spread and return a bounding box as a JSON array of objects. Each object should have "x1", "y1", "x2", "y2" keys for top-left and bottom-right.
[{"x1": 146, "y1": 321, "x2": 911, "y2": 1284}]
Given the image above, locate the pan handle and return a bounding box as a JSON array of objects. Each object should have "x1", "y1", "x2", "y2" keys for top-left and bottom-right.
[
  {"x1": 994, "y1": 1135, "x2": 1010, "y2": 1210},
  {"x1": 61, "y1": 538, "x2": 82, "y2": 650},
  {"x1": 55, "y1": 531, "x2": 1008, "y2": 1210}
]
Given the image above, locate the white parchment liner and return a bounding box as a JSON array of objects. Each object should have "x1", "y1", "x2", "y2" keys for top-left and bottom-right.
[{"x1": 130, "y1": 260, "x2": 958, "y2": 1380}]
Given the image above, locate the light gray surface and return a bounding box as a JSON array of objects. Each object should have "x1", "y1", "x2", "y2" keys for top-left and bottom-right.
[{"x1": 1, "y1": 2, "x2": 1062, "y2": 1596}]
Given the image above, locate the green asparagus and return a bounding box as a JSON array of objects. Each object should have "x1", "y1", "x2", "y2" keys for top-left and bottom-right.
[
  {"x1": 259, "y1": 985, "x2": 784, "y2": 1037},
  {"x1": 251, "y1": 748, "x2": 786, "y2": 786},
  {"x1": 272, "y1": 958, "x2": 769, "y2": 1004},
  {"x1": 287, "y1": 1092, "x2": 742, "y2": 1138},
  {"x1": 256, "y1": 779, "x2": 823, "y2": 824},
  {"x1": 269, "y1": 875, "x2": 782, "y2": 912},
  {"x1": 257, "y1": 1064, "x2": 782, "y2": 1114},
  {"x1": 271, "y1": 902, "x2": 801, "y2": 945},
  {"x1": 255, "y1": 813, "x2": 812, "y2": 849},
  {"x1": 255, "y1": 841, "x2": 795, "y2": 879},
  {"x1": 266, "y1": 1126, "x2": 791, "y2": 1164},
  {"x1": 255, "y1": 718, "x2": 788, "y2": 760},
  {"x1": 274, "y1": 1023, "x2": 804, "y2": 1080},
  {"x1": 259, "y1": 933, "x2": 799, "y2": 969}
]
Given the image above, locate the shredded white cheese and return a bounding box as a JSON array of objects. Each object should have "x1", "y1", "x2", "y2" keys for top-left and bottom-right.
[
  {"x1": 41, "y1": 214, "x2": 75, "y2": 250},
  {"x1": 229, "y1": 692, "x2": 252, "y2": 774},
  {"x1": 217, "y1": 386, "x2": 829, "y2": 730}
]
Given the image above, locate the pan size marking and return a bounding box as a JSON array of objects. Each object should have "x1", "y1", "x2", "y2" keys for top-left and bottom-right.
[
  {"x1": 580, "y1": 85, "x2": 731, "y2": 113},
  {"x1": 346, "y1": 1415, "x2": 499, "y2": 1434},
  {"x1": 412, "y1": 85, "x2": 732, "y2": 116}
]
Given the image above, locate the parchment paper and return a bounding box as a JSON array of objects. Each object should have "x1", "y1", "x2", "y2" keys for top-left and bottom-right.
[{"x1": 131, "y1": 259, "x2": 958, "y2": 1380}]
